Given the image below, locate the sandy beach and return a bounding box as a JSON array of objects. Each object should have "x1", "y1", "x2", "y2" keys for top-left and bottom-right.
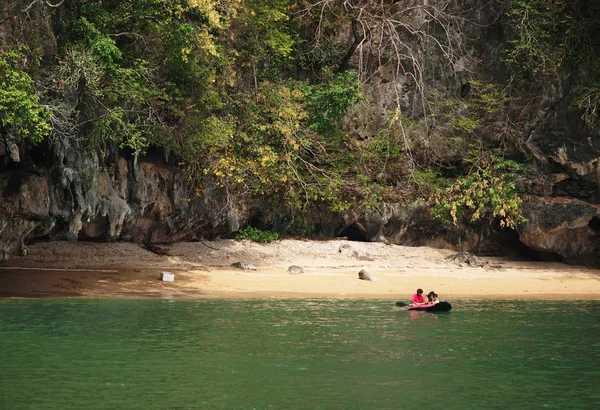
[{"x1": 1, "y1": 239, "x2": 599, "y2": 299}]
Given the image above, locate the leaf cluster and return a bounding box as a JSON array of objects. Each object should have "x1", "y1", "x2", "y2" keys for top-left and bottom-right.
[
  {"x1": 430, "y1": 153, "x2": 526, "y2": 229},
  {"x1": 235, "y1": 226, "x2": 279, "y2": 243},
  {"x1": 0, "y1": 49, "x2": 51, "y2": 144},
  {"x1": 503, "y1": 0, "x2": 566, "y2": 76}
]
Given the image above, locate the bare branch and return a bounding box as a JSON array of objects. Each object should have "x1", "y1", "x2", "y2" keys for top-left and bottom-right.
[
  {"x1": 46, "y1": 0, "x2": 65, "y2": 8},
  {"x1": 23, "y1": 0, "x2": 64, "y2": 13}
]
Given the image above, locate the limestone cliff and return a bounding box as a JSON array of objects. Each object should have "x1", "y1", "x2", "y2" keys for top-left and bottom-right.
[{"x1": 1, "y1": 0, "x2": 600, "y2": 266}]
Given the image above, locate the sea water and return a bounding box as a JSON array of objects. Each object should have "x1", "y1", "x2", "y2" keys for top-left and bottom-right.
[{"x1": 0, "y1": 299, "x2": 598, "y2": 409}]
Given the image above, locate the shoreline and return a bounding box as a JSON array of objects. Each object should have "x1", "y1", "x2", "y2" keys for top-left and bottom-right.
[{"x1": 1, "y1": 239, "x2": 599, "y2": 300}]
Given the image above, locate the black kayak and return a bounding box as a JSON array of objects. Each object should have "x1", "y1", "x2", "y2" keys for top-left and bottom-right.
[{"x1": 396, "y1": 301, "x2": 452, "y2": 312}]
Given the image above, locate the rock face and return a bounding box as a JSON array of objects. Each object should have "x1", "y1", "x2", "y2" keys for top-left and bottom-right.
[
  {"x1": 231, "y1": 262, "x2": 257, "y2": 271},
  {"x1": 4, "y1": 150, "x2": 600, "y2": 267},
  {"x1": 2, "y1": 0, "x2": 600, "y2": 268},
  {"x1": 0, "y1": 148, "x2": 242, "y2": 258},
  {"x1": 518, "y1": 197, "x2": 600, "y2": 265}
]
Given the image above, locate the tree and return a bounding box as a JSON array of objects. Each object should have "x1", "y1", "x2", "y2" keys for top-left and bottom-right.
[
  {"x1": 0, "y1": 49, "x2": 51, "y2": 146},
  {"x1": 298, "y1": 0, "x2": 470, "y2": 117}
]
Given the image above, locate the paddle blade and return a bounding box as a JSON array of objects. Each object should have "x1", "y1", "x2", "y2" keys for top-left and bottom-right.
[{"x1": 395, "y1": 301, "x2": 407, "y2": 307}]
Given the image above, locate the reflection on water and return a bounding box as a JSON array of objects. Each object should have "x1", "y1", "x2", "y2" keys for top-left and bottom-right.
[{"x1": 0, "y1": 299, "x2": 599, "y2": 409}]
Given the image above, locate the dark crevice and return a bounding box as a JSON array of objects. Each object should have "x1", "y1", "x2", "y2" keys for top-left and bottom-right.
[
  {"x1": 78, "y1": 215, "x2": 109, "y2": 241},
  {"x1": 337, "y1": 222, "x2": 367, "y2": 242},
  {"x1": 588, "y1": 216, "x2": 600, "y2": 235},
  {"x1": 475, "y1": 227, "x2": 563, "y2": 262},
  {"x1": 337, "y1": 17, "x2": 363, "y2": 73},
  {"x1": 552, "y1": 178, "x2": 598, "y2": 202},
  {"x1": 519, "y1": 246, "x2": 563, "y2": 262}
]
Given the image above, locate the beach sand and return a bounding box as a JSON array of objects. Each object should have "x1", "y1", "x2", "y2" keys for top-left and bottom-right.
[{"x1": 1, "y1": 239, "x2": 599, "y2": 299}]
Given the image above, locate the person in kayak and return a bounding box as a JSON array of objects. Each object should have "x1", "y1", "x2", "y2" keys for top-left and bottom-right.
[
  {"x1": 411, "y1": 289, "x2": 427, "y2": 306},
  {"x1": 431, "y1": 293, "x2": 440, "y2": 304},
  {"x1": 427, "y1": 291, "x2": 435, "y2": 303}
]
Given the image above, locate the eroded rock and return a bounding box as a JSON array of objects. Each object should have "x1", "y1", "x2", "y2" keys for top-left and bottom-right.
[
  {"x1": 358, "y1": 269, "x2": 377, "y2": 281},
  {"x1": 518, "y1": 196, "x2": 600, "y2": 264},
  {"x1": 287, "y1": 265, "x2": 304, "y2": 274},
  {"x1": 338, "y1": 243, "x2": 352, "y2": 253},
  {"x1": 352, "y1": 250, "x2": 375, "y2": 261},
  {"x1": 231, "y1": 262, "x2": 257, "y2": 271},
  {"x1": 446, "y1": 252, "x2": 488, "y2": 268}
]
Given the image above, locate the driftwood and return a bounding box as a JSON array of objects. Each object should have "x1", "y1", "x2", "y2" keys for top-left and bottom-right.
[
  {"x1": 446, "y1": 252, "x2": 488, "y2": 268},
  {"x1": 142, "y1": 242, "x2": 170, "y2": 256}
]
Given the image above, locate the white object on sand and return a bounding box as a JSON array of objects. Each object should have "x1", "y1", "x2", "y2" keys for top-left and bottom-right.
[{"x1": 160, "y1": 272, "x2": 175, "y2": 282}]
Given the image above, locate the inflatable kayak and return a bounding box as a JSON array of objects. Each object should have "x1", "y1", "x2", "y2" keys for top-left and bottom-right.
[{"x1": 404, "y1": 301, "x2": 452, "y2": 312}]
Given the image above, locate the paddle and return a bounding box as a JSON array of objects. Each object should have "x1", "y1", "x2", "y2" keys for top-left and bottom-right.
[{"x1": 395, "y1": 301, "x2": 408, "y2": 307}]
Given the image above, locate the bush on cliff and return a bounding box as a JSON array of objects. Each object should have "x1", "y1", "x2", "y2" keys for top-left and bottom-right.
[{"x1": 0, "y1": 49, "x2": 51, "y2": 144}]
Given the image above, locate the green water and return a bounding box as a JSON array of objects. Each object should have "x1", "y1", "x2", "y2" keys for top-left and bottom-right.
[{"x1": 0, "y1": 299, "x2": 599, "y2": 409}]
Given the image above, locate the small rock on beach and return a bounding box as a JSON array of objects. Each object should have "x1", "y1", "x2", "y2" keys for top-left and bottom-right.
[
  {"x1": 358, "y1": 269, "x2": 377, "y2": 281},
  {"x1": 231, "y1": 262, "x2": 257, "y2": 271},
  {"x1": 287, "y1": 265, "x2": 304, "y2": 274}
]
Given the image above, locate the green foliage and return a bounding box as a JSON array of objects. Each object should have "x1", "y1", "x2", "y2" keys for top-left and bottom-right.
[
  {"x1": 73, "y1": 17, "x2": 122, "y2": 69},
  {"x1": 182, "y1": 115, "x2": 234, "y2": 156},
  {"x1": 431, "y1": 154, "x2": 526, "y2": 229},
  {"x1": 103, "y1": 63, "x2": 173, "y2": 155},
  {"x1": 562, "y1": 1, "x2": 600, "y2": 66},
  {"x1": 57, "y1": 52, "x2": 175, "y2": 156},
  {"x1": 6, "y1": 0, "x2": 401, "y2": 216},
  {"x1": 231, "y1": 0, "x2": 300, "y2": 76},
  {"x1": 302, "y1": 36, "x2": 348, "y2": 70},
  {"x1": 503, "y1": 0, "x2": 566, "y2": 75},
  {"x1": 303, "y1": 71, "x2": 362, "y2": 134},
  {"x1": 356, "y1": 174, "x2": 386, "y2": 214},
  {"x1": 504, "y1": 1, "x2": 600, "y2": 132},
  {"x1": 56, "y1": 47, "x2": 104, "y2": 96},
  {"x1": 465, "y1": 81, "x2": 510, "y2": 115},
  {"x1": 282, "y1": 217, "x2": 315, "y2": 236},
  {"x1": 236, "y1": 226, "x2": 279, "y2": 243},
  {"x1": 574, "y1": 84, "x2": 600, "y2": 129},
  {"x1": 432, "y1": 80, "x2": 516, "y2": 151},
  {"x1": 412, "y1": 168, "x2": 449, "y2": 193},
  {"x1": 56, "y1": 0, "x2": 307, "y2": 163},
  {"x1": 0, "y1": 49, "x2": 51, "y2": 144},
  {"x1": 188, "y1": 0, "x2": 228, "y2": 28},
  {"x1": 198, "y1": 78, "x2": 354, "y2": 211},
  {"x1": 451, "y1": 116, "x2": 480, "y2": 134},
  {"x1": 563, "y1": 2, "x2": 600, "y2": 129},
  {"x1": 424, "y1": 78, "x2": 526, "y2": 229},
  {"x1": 447, "y1": 81, "x2": 512, "y2": 133},
  {"x1": 366, "y1": 135, "x2": 402, "y2": 157},
  {"x1": 296, "y1": 0, "x2": 348, "y2": 71}
]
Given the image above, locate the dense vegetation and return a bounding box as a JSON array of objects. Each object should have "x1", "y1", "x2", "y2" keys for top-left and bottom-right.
[{"x1": 1, "y1": 0, "x2": 599, "y2": 234}]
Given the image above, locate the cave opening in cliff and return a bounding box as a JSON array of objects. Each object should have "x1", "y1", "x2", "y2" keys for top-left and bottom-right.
[
  {"x1": 78, "y1": 215, "x2": 109, "y2": 242},
  {"x1": 337, "y1": 222, "x2": 368, "y2": 242},
  {"x1": 475, "y1": 227, "x2": 523, "y2": 257},
  {"x1": 588, "y1": 216, "x2": 600, "y2": 235},
  {"x1": 520, "y1": 247, "x2": 563, "y2": 262},
  {"x1": 477, "y1": 226, "x2": 563, "y2": 262},
  {"x1": 30, "y1": 145, "x2": 47, "y2": 165},
  {"x1": 507, "y1": 225, "x2": 563, "y2": 262}
]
